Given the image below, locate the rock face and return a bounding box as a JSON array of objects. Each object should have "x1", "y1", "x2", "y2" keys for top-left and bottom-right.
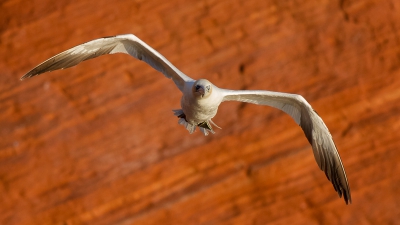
[{"x1": 1, "y1": 0, "x2": 400, "y2": 224}]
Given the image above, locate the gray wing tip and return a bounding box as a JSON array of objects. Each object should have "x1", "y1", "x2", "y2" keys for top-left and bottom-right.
[
  {"x1": 20, "y1": 73, "x2": 34, "y2": 80},
  {"x1": 329, "y1": 159, "x2": 352, "y2": 205},
  {"x1": 333, "y1": 179, "x2": 351, "y2": 204},
  {"x1": 323, "y1": 165, "x2": 351, "y2": 204},
  {"x1": 20, "y1": 68, "x2": 43, "y2": 80},
  {"x1": 344, "y1": 190, "x2": 352, "y2": 205},
  {"x1": 323, "y1": 153, "x2": 352, "y2": 205},
  {"x1": 337, "y1": 185, "x2": 352, "y2": 205},
  {"x1": 328, "y1": 159, "x2": 352, "y2": 205},
  {"x1": 339, "y1": 182, "x2": 352, "y2": 204},
  {"x1": 300, "y1": 108, "x2": 351, "y2": 204}
]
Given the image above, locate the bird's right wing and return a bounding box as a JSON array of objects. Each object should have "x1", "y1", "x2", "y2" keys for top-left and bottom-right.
[
  {"x1": 21, "y1": 34, "x2": 194, "y2": 92},
  {"x1": 221, "y1": 89, "x2": 351, "y2": 204}
]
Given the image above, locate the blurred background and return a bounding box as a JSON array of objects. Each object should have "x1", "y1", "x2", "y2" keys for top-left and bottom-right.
[{"x1": 1, "y1": 0, "x2": 399, "y2": 224}]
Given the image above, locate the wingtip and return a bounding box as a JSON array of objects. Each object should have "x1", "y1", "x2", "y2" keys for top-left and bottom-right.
[
  {"x1": 342, "y1": 177, "x2": 352, "y2": 205},
  {"x1": 20, "y1": 74, "x2": 30, "y2": 81},
  {"x1": 20, "y1": 72, "x2": 37, "y2": 80},
  {"x1": 344, "y1": 192, "x2": 352, "y2": 205},
  {"x1": 339, "y1": 187, "x2": 352, "y2": 205}
]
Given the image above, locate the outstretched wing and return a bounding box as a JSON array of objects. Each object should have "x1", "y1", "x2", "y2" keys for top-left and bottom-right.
[
  {"x1": 221, "y1": 89, "x2": 351, "y2": 204},
  {"x1": 21, "y1": 34, "x2": 194, "y2": 92}
]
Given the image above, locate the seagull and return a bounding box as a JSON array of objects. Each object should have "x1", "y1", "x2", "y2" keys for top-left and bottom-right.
[{"x1": 21, "y1": 34, "x2": 351, "y2": 204}]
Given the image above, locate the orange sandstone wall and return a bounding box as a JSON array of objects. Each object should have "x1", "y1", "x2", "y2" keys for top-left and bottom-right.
[{"x1": 1, "y1": 0, "x2": 400, "y2": 224}]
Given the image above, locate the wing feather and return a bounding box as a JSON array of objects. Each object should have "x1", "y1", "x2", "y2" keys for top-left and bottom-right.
[
  {"x1": 221, "y1": 89, "x2": 351, "y2": 204},
  {"x1": 21, "y1": 34, "x2": 193, "y2": 91}
]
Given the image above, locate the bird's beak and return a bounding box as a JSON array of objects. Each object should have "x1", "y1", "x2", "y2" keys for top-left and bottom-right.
[{"x1": 195, "y1": 86, "x2": 205, "y2": 95}]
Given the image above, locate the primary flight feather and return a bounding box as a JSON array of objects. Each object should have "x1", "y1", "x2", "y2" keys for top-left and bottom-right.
[{"x1": 21, "y1": 34, "x2": 351, "y2": 204}]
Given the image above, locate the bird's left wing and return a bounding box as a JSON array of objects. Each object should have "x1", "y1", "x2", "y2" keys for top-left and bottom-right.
[
  {"x1": 21, "y1": 34, "x2": 194, "y2": 92},
  {"x1": 220, "y1": 89, "x2": 351, "y2": 204}
]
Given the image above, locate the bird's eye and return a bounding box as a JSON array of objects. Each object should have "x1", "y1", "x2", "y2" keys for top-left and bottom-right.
[{"x1": 206, "y1": 85, "x2": 211, "y2": 91}]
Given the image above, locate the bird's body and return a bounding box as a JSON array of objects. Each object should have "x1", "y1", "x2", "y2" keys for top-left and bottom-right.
[
  {"x1": 178, "y1": 79, "x2": 223, "y2": 134},
  {"x1": 21, "y1": 34, "x2": 351, "y2": 204}
]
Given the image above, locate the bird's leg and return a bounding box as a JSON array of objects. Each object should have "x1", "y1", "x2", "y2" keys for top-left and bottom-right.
[
  {"x1": 197, "y1": 119, "x2": 221, "y2": 136},
  {"x1": 172, "y1": 109, "x2": 196, "y2": 134},
  {"x1": 173, "y1": 109, "x2": 186, "y2": 120},
  {"x1": 198, "y1": 121, "x2": 213, "y2": 131},
  {"x1": 198, "y1": 121, "x2": 214, "y2": 136},
  {"x1": 172, "y1": 110, "x2": 221, "y2": 136}
]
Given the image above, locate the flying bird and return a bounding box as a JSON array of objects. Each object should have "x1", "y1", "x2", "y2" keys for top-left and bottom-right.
[{"x1": 21, "y1": 34, "x2": 351, "y2": 204}]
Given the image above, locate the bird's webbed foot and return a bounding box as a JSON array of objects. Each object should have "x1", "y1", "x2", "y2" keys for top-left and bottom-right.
[
  {"x1": 173, "y1": 109, "x2": 196, "y2": 134},
  {"x1": 197, "y1": 120, "x2": 221, "y2": 136},
  {"x1": 172, "y1": 109, "x2": 221, "y2": 136}
]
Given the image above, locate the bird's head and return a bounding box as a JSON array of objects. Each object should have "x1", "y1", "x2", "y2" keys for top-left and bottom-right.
[{"x1": 192, "y1": 79, "x2": 212, "y2": 99}]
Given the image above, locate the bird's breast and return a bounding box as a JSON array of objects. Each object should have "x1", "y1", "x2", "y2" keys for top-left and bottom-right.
[{"x1": 180, "y1": 95, "x2": 220, "y2": 124}]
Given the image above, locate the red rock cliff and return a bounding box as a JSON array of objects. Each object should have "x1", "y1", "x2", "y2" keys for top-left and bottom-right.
[{"x1": 1, "y1": 0, "x2": 400, "y2": 224}]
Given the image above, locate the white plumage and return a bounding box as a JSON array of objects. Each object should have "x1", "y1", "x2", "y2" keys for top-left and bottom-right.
[{"x1": 21, "y1": 34, "x2": 351, "y2": 204}]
